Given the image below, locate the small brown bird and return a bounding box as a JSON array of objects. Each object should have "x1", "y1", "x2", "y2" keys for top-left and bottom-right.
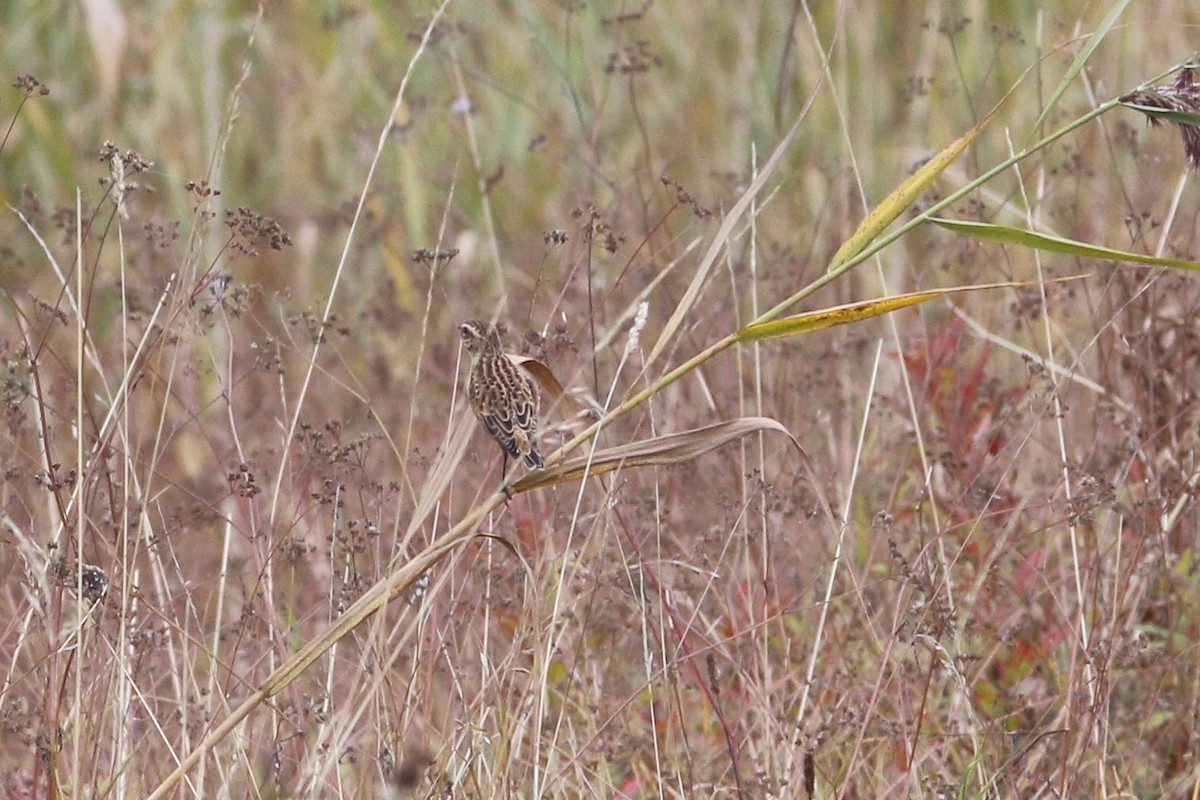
[{"x1": 460, "y1": 319, "x2": 544, "y2": 473}]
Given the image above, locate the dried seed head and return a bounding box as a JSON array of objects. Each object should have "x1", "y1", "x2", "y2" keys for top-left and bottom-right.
[
  {"x1": 1121, "y1": 66, "x2": 1200, "y2": 167},
  {"x1": 13, "y1": 74, "x2": 49, "y2": 97},
  {"x1": 224, "y1": 206, "x2": 293, "y2": 255}
]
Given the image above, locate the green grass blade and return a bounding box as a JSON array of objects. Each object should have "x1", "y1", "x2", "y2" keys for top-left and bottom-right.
[
  {"x1": 1034, "y1": 0, "x2": 1133, "y2": 131},
  {"x1": 932, "y1": 217, "x2": 1200, "y2": 270},
  {"x1": 1118, "y1": 102, "x2": 1200, "y2": 127}
]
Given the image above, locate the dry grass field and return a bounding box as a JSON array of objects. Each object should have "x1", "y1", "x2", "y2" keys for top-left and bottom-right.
[{"x1": 2, "y1": 1, "x2": 1200, "y2": 797}]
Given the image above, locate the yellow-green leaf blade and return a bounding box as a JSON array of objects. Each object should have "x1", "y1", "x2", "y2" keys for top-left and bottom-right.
[
  {"x1": 737, "y1": 291, "x2": 945, "y2": 342},
  {"x1": 734, "y1": 280, "x2": 1062, "y2": 344},
  {"x1": 826, "y1": 106, "x2": 998, "y2": 275}
]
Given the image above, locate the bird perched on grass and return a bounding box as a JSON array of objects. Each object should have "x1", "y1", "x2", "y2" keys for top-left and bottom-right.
[{"x1": 459, "y1": 319, "x2": 544, "y2": 475}]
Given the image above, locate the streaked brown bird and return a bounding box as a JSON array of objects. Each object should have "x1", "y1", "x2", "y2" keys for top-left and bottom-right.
[{"x1": 459, "y1": 319, "x2": 544, "y2": 473}]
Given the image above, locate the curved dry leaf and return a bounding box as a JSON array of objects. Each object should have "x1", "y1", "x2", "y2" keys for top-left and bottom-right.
[
  {"x1": 510, "y1": 417, "x2": 799, "y2": 492},
  {"x1": 509, "y1": 354, "x2": 564, "y2": 404},
  {"x1": 510, "y1": 353, "x2": 599, "y2": 431}
]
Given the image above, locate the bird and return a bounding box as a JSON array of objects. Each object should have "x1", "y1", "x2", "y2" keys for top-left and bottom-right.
[{"x1": 459, "y1": 319, "x2": 545, "y2": 475}]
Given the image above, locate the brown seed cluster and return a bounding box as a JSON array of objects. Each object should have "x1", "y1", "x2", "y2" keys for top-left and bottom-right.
[
  {"x1": 1121, "y1": 66, "x2": 1200, "y2": 166},
  {"x1": 13, "y1": 74, "x2": 49, "y2": 97},
  {"x1": 225, "y1": 206, "x2": 293, "y2": 256}
]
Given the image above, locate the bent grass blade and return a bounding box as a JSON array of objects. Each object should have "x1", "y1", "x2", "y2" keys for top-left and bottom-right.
[{"x1": 932, "y1": 218, "x2": 1200, "y2": 271}]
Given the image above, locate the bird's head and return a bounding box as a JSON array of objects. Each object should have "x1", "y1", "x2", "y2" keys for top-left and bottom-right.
[{"x1": 459, "y1": 320, "x2": 501, "y2": 355}]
